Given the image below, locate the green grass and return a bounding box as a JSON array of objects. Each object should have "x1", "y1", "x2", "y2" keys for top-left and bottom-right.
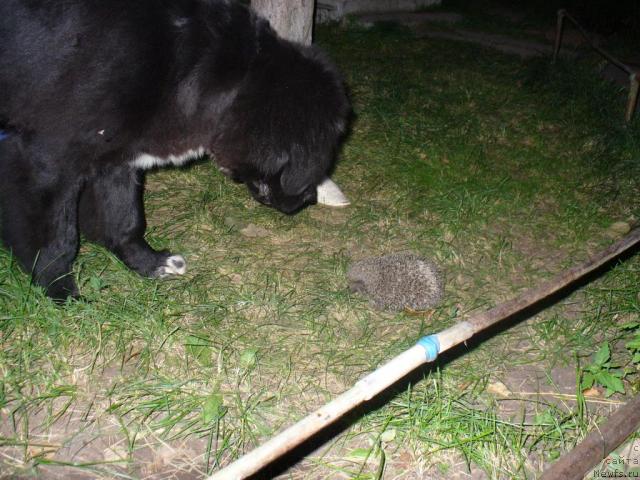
[{"x1": 1, "y1": 20, "x2": 640, "y2": 479}]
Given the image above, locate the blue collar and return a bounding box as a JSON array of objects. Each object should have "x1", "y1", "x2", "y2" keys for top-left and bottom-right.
[{"x1": 0, "y1": 130, "x2": 8, "y2": 141}]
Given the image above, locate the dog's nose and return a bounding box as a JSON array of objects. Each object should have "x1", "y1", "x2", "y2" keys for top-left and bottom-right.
[
  {"x1": 303, "y1": 186, "x2": 317, "y2": 205},
  {"x1": 250, "y1": 180, "x2": 272, "y2": 205}
]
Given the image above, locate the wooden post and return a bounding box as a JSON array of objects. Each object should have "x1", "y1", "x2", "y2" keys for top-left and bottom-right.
[{"x1": 251, "y1": 0, "x2": 315, "y2": 45}]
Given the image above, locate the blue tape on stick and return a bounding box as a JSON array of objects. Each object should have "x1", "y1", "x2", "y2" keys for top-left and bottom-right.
[{"x1": 416, "y1": 335, "x2": 440, "y2": 362}]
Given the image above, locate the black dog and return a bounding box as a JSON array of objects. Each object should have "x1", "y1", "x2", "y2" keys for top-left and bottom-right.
[{"x1": 0, "y1": 0, "x2": 350, "y2": 300}]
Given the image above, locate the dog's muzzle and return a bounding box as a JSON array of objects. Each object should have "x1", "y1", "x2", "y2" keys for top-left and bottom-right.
[{"x1": 250, "y1": 180, "x2": 272, "y2": 206}]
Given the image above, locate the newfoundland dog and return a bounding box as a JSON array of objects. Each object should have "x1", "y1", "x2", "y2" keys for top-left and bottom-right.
[{"x1": 0, "y1": 0, "x2": 350, "y2": 300}]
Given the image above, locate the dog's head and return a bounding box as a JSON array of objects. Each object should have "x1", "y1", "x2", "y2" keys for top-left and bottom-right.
[
  {"x1": 245, "y1": 175, "x2": 318, "y2": 215},
  {"x1": 213, "y1": 32, "x2": 350, "y2": 215}
]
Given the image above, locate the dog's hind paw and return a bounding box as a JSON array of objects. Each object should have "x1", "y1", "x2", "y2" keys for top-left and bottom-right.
[{"x1": 154, "y1": 254, "x2": 187, "y2": 278}]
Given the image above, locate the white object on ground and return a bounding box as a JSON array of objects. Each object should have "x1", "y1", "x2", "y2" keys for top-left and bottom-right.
[{"x1": 316, "y1": 178, "x2": 350, "y2": 207}]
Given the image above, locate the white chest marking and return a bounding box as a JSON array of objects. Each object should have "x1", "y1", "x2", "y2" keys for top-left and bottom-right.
[{"x1": 130, "y1": 147, "x2": 205, "y2": 170}]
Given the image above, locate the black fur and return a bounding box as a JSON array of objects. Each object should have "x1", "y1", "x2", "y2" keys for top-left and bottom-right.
[{"x1": 0, "y1": 0, "x2": 350, "y2": 300}]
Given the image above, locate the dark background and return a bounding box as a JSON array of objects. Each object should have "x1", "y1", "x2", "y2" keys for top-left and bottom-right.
[{"x1": 444, "y1": 0, "x2": 640, "y2": 41}]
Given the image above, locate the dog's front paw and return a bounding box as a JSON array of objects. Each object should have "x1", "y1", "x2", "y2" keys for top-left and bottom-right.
[
  {"x1": 153, "y1": 254, "x2": 187, "y2": 278},
  {"x1": 45, "y1": 275, "x2": 80, "y2": 303}
]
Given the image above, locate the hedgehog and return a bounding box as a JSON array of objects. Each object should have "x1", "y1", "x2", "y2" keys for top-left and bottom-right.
[{"x1": 347, "y1": 252, "x2": 444, "y2": 312}]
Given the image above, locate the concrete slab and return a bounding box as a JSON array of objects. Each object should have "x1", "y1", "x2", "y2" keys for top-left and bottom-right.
[
  {"x1": 415, "y1": 29, "x2": 554, "y2": 58},
  {"x1": 355, "y1": 11, "x2": 463, "y2": 28},
  {"x1": 345, "y1": 10, "x2": 556, "y2": 58},
  {"x1": 316, "y1": 0, "x2": 441, "y2": 23}
]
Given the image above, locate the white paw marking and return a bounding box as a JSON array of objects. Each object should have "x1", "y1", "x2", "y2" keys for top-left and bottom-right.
[
  {"x1": 155, "y1": 255, "x2": 187, "y2": 278},
  {"x1": 217, "y1": 165, "x2": 232, "y2": 176}
]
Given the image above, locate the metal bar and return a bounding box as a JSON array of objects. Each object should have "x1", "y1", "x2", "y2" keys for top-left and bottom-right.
[
  {"x1": 552, "y1": 9, "x2": 565, "y2": 64},
  {"x1": 559, "y1": 10, "x2": 633, "y2": 74},
  {"x1": 553, "y1": 9, "x2": 638, "y2": 121},
  {"x1": 626, "y1": 73, "x2": 639, "y2": 122}
]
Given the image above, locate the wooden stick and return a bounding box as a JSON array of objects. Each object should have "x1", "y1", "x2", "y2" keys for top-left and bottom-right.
[
  {"x1": 207, "y1": 229, "x2": 640, "y2": 480},
  {"x1": 540, "y1": 394, "x2": 640, "y2": 480}
]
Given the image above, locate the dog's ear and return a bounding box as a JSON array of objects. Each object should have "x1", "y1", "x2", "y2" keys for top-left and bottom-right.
[
  {"x1": 280, "y1": 156, "x2": 322, "y2": 195},
  {"x1": 280, "y1": 163, "x2": 305, "y2": 195},
  {"x1": 274, "y1": 142, "x2": 309, "y2": 195}
]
